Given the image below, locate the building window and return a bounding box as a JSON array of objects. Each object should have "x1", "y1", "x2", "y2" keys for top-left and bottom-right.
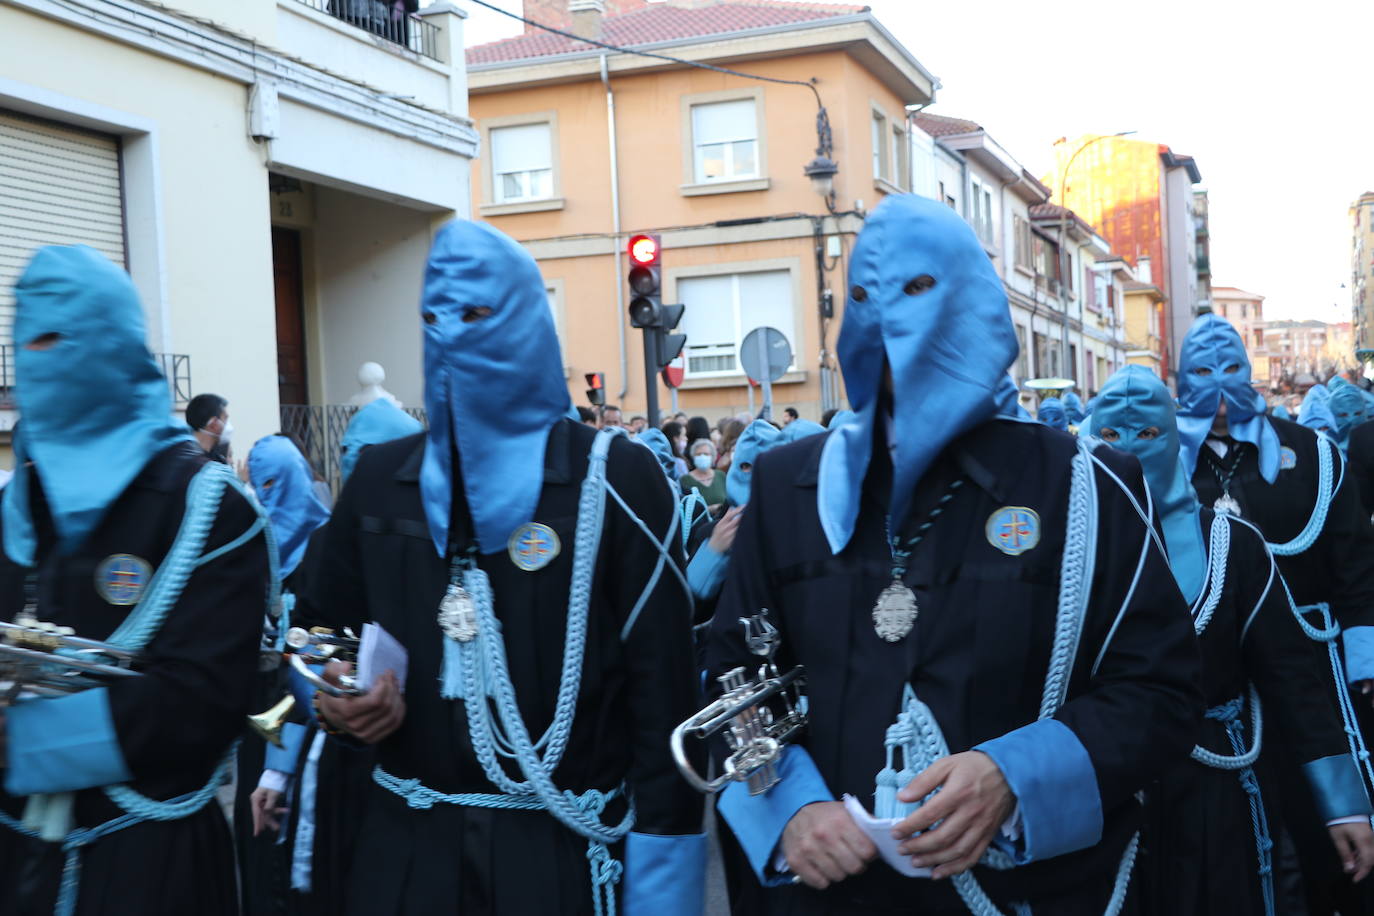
[
  {"x1": 969, "y1": 177, "x2": 994, "y2": 245},
  {"x1": 1014, "y1": 216, "x2": 1034, "y2": 272},
  {"x1": 891, "y1": 125, "x2": 908, "y2": 190},
  {"x1": 1089, "y1": 270, "x2": 1108, "y2": 313},
  {"x1": 1240, "y1": 302, "x2": 1248, "y2": 319},
  {"x1": 872, "y1": 111, "x2": 887, "y2": 180},
  {"x1": 691, "y1": 98, "x2": 759, "y2": 183},
  {"x1": 491, "y1": 121, "x2": 554, "y2": 204},
  {"x1": 678, "y1": 268, "x2": 796, "y2": 379}
]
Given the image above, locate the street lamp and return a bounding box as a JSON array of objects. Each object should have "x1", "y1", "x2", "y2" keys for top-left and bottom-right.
[
  {"x1": 803, "y1": 104, "x2": 838, "y2": 210},
  {"x1": 1055, "y1": 130, "x2": 1135, "y2": 385}
]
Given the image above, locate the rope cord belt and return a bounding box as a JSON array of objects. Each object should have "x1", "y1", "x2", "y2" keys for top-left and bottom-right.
[
  {"x1": 876, "y1": 441, "x2": 1135, "y2": 916},
  {"x1": 1201, "y1": 696, "x2": 1275, "y2": 916},
  {"x1": 0, "y1": 461, "x2": 275, "y2": 916}
]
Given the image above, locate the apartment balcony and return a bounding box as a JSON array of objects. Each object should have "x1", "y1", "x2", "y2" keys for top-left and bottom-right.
[
  {"x1": 1196, "y1": 255, "x2": 1211, "y2": 276},
  {"x1": 0, "y1": 347, "x2": 191, "y2": 410},
  {"x1": 290, "y1": 0, "x2": 440, "y2": 60}
]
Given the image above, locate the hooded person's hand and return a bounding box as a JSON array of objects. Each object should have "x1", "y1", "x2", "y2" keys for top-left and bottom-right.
[{"x1": 314, "y1": 662, "x2": 405, "y2": 744}]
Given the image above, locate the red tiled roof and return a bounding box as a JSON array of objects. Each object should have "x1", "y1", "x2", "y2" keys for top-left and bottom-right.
[
  {"x1": 467, "y1": 1, "x2": 869, "y2": 65},
  {"x1": 912, "y1": 111, "x2": 981, "y2": 137}
]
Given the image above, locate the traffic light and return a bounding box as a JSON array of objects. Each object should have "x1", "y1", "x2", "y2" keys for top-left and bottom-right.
[
  {"x1": 627, "y1": 234, "x2": 662, "y2": 329},
  {"x1": 584, "y1": 371, "x2": 605, "y2": 407},
  {"x1": 657, "y1": 303, "x2": 686, "y2": 369}
]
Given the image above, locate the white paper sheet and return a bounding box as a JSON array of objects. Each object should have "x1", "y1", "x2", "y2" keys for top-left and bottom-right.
[
  {"x1": 355, "y1": 622, "x2": 408, "y2": 693},
  {"x1": 842, "y1": 794, "x2": 933, "y2": 878}
]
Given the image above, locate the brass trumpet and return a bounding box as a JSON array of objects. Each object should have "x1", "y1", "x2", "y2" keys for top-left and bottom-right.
[
  {"x1": 284, "y1": 626, "x2": 362, "y2": 698},
  {"x1": 671, "y1": 610, "x2": 807, "y2": 796},
  {"x1": 0, "y1": 617, "x2": 140, "y2": 706},
  {"x1": 248, "y1": 694, "x2": 297, "y2": 747}
]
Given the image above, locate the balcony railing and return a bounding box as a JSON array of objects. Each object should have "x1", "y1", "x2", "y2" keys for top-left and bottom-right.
[
  {"x1": 293, "y1": 0, "x2": 441, "y2": 61},
  {"x1": 281, "y1": 403, "x2": 427, "y2": 496},
  {"x1": 0, "y1": 346, "x2": 191, "y2": 410}
]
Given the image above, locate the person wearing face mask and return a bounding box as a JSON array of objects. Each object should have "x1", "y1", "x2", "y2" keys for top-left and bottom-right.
[
  {"x1": 1035, "y1": 396, "x2": 1068, "y2": 432},
  {"x1": 702, "y1": 195, "x2": 1200, "y2": 914},
  {"x1": 1090, "y1": 365, "x2": 1374, "y2": 914},
  {"x1": 1062, "y1": 391, "x2": 1086, "y2": 427},
  {"x1": 0, "y1": 246, "x2": 270, "y2": 916},
  {"x1": 297, "y1": 220, "x2": 704, "y2": 916},
  {"x1": 1177, "y1": 313, "x2": 1374, "y2": 916},
  {"x1": 187, "y1": 392, "x2": 233, "y2": 464},
  {"x1": 680, "y1": 438, "x2": 727, "y2": 512},
  {"x1": 1299, "y1": 384, "x2": 1340, "y2": 440},
  {"x1": 1327, "y1": 377, "x2": 1369, "y2": 455}
]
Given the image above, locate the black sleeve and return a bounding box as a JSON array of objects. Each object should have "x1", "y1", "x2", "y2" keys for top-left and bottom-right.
[
  {"x1": 107, "y1": 486, "x2": 268, "y2": 780},
  {"x1": 296, "y1": 468, "x2": 368, "y2": 634},
  {"x1": 607, "y1": 440, "x2": 705, "y2": 835},
  {"x1": 1053, "y1": 449, "x2": 1204, "y2": 811},
  {"x1": 1237, "y1": 520, "x2": 1348, "y2": 765},
  {"x1": 1317, "y1": 438, "x2": 1374, "y2": 631}
]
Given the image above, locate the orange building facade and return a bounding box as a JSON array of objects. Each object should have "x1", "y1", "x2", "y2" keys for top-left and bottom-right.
[{"x1": 465, "y1": 1, "x2": 935, "y2": 421}]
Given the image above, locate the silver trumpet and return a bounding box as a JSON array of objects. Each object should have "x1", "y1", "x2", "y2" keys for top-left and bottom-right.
[
  {"x1": 0, "y1": 617, "x2": 140, "y2": 706},
  {"x1": 671, "y1": 610, "x2": 807, "y2": 796},
  {"x1": 284, "y1": 626, "x2": 362, "y2": 698}
]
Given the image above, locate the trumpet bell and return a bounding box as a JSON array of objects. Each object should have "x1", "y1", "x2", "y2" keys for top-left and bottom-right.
[{"x1": 248, "y1": 694, "x2": 296, "y2": 747}]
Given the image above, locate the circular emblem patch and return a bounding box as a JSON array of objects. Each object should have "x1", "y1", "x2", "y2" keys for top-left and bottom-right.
[
  {"x1": 986, "y1": 507, "x2": 1041, "y2": 557},
  {"x1": 95, "y1": 554, "x2": 152, "y2": 606},
  {"x1": 508, "y1": 523, "x2": 561, "y2": 572},
  {"x1": 1280, "y1": 446, "x2": 1297, "y2": 470}
]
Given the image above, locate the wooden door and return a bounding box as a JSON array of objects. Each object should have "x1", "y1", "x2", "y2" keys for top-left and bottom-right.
[{"x1": 272, "y1": 227, "x2": 308, "y2": 407}]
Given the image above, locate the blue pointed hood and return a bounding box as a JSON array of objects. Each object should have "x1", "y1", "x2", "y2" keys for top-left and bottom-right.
[
  {"x1": 419, "y1": 221, "x2": 571, "y2": 556},
  {"x1": 727, "y1": 419, "x2": 784, "y2": 507},
  {"x1": 1037, "y1": 398, "x2": 1068, "y2": 431},
  {"x1": 2, "y1": 246, "x2": 191, "y2": 564},
  {"x1": 994, "y1": 376, "x2": 1032, "y2": 420},
  {"x1": 826, "y1": 409, "x2": 856, "y2": 429},
  {"x1": 1089, "y1": 366, "x2": 1205, "y2": 601},
  {"x1": 1175, "y1": 314, "x2": 1279, "y2": 483},
  {"x1": 1271, "y1": 404, "x2": 1292, "y2": 421},
  {"x1": 247, "y1": 435, "x2": 330, "y2": 579},
  {"x1": 340, "y1": 398, "x2": 422, "y2": 483},
  {"x1": 1298, "y1": 385, "x2": 1338, "y2": 438},
  {"x1": 819, "y1": 194, "x2": 1017, "y2": 552},
  {"x1": 634, "y1": 428, "x2": 678, "y2": 485},
  {"x1": 1326, "y1": 377, "x2": 1367, "y2": 449},
  {"x1": 1062, "y1": 391, "x2": 1085, "y2": 425},
  {"x1": 778, "y1": 419, "x2": 825, "y2": 444}
]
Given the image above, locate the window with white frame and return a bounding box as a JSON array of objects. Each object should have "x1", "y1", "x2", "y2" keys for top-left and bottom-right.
[
  {"x1": 1091, "y1": 270, "x2": 1109, "y2": 313},
  {"x1": 691, "y1": 99, "x2": 759, "y2": 183},
  {"x1": 491, "y1": 122, "x2": 554, "y2": 204},
  {"x1": 1013, "y1": 215, "x2": 1034, "y2": 271},
  {"x1": 872, "y1": 111, "x2": 888, "y2": 180},
  {"x1": 969, "y1": 178, "x2": 995, "y2": 244},
  {"x1": 678, "y1": 269, "x2": 795, "y2": 378},
  {"x1": 890, "y1": 125, "x2": 907, "y2": 189}
]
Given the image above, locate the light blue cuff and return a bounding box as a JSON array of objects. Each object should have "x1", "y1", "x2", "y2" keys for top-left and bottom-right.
[
  {"x1": 288, "y1": 666, "x2": 322, "y2": 722},
  {"x1": 1303, "y1": 755, "x2": 1373, "y2": 821},
  {"x1": 264, "y1": 722, "x2": 309, "y2": 774},
  {"x1": 4, "y1": 688, "x2": 132, "y2": 795},
  {"x1": 1345, "y1": 627, "x2": 1374, "y2": 684},
  {"x1": 717, "y1": 745, "x2": 832, "y2": 886},
  {"x1": 686, "y1": 542, "x2": 731, "y2": 601},
  {"x1": 974, "y1": 718, "x2": 1103, "y2": 862},
  {"x1": 623, "y1": 832, "x2": 707, "y2": 916}
]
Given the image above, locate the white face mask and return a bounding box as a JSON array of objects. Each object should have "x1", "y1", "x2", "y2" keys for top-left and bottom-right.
[
  {"x1": 692, "y1": 454, "x2": 712, "y2": 471},
  {"x1": 205, "y1": 419, "x2": 233, "y2": 445}
]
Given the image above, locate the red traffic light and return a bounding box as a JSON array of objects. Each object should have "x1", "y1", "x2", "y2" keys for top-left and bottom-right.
[{"x1": 628, "y1": 234, "x2": 660, "y2": 266}]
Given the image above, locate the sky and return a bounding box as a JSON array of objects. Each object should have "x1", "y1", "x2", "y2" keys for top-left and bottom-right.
[{"x1": 451, "y1": 0, "x2": 1374, "y2": 323}]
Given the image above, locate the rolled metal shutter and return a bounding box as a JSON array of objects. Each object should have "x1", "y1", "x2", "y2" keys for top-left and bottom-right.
[{"x1": 0, "y1": 109, "x2": 127, "y2": 349}]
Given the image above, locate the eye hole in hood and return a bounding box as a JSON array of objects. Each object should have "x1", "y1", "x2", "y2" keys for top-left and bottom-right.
[
  {"x1": 903, "y1": 275, "x2": 937, "y2": 295},
  {"x1": 24, "y1": 332, "x2": 61, "y2": 351}
]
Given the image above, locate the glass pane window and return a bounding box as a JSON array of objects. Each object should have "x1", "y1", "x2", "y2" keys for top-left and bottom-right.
[
  {"x1": 491, "y1": 122, "x2": 553, "y2": 203},
  {"x1": 692, "y1": 100, "x2": 758, "y2": 183},
  {"x1": 872, "y1": 114, "x2": 886, "y2": 179},
  {"x1": 678, "y1": 270, "x2": 795, "y2": 378}
]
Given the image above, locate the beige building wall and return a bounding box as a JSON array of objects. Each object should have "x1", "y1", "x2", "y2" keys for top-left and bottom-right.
[{"x1": 470, "y1": 47, "x2": 920, "y2": 420}]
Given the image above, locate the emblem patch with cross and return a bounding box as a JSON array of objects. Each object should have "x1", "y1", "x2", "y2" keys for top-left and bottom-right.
[
  {"x1": 95, "y1": 554, "x2": 153, "y2": 606},
  {"x1": 986, "y1": 507, "x2": 1041, "y2": 557},
  {"x1": 507, "y1": 522, "x2": 561, "y2": 572}
]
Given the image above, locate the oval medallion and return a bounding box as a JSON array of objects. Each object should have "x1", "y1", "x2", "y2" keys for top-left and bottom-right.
[
  {"x1": 95, "y1": 554, "x2": 152, "y2": 606},
  {"x1": 508, "y1": 522, "x2": 561, "y2": 572},
  {"x1": 1280, "y1": 446, "x2": 1297, "y2": 470},
  {"x1": 986, "y1": 507, "x2": 1041, "y2": 556}
]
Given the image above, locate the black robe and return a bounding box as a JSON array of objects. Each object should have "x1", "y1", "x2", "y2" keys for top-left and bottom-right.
[
  {"x1": 1191, "y1": 417, "x2": 1374, "y2": 915},
  {"x1": 0, "y1": 441, "x2": 268, "y2": 916},
  {"x1": 298, "y1": 421, "x2": 703, "y2": 916},
  {"x1": 1346, "y1": 420, "x2": 1374, "y2": 522},
  {"x1": 703, "y1": 418, "x2": 1202, "y2": 915},
  {"x1": 1139, "y1": 508, "x2": 1350, "y2": 915}
]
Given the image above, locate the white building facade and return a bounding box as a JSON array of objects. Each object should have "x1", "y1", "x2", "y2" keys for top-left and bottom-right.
[{"x1": 0, "y1": 0, "x2": 478, "y2": 464}]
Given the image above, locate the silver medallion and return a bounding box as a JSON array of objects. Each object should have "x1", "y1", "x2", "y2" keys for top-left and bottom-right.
[
  {"x1": 437, "y1": 583, "x2": 479, "y2": 642},
  {"x1": 872, "y1": 579, "x2": 919, "y2": 642},
  {"x1": 1213, "y1": 494, "x2": 1242, "y2": 517}
]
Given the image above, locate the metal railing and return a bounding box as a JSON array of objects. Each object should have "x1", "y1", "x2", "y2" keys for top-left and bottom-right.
[
  {"x1": 293, "y1": 0, "x2": 441, "y2": 60},
  {"x1": 280, "y1": 403, "x2": 427, "y2": 496},
  {"x1": 0, "y1": 346, "x2": 190, "y2": 410}
]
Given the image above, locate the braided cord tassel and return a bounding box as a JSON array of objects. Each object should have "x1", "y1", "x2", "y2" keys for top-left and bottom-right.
[
  {"x1": 1268, "y1": 438, "x2": 1336, "y2": 556},
  {"x1": 1191, "y1": 513, "x2": 1231, "y2": 635}
]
